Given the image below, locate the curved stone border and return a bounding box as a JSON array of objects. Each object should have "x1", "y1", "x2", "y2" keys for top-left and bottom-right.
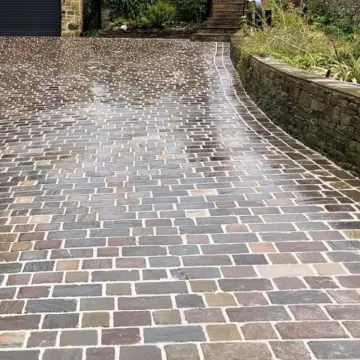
[{"x1": 230, "y1": 36, "x2": 360, "y2": 174}]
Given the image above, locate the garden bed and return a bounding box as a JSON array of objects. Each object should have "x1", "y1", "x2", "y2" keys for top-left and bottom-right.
[{"x1": 99, "y1": 24, "x2": 197, "y2": 38}]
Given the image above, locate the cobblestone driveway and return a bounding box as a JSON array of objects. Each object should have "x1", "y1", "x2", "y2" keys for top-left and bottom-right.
[{"x1": 0, "y1": 38, "x2": 360, "y2": 360}]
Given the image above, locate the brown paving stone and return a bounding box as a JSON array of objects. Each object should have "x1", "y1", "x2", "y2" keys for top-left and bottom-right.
[
  {"x1": 153, "y1": 310, "x2": 182, "y2": 325},
  {"x1": 86, "y1": 348, "x2": 115, "y2": 360},
  {"x1": 190, "y1": 280, "x2": 217, "y2": 293},
  {"x1": 205, "y1": 293, "x2": 236, "y2": 306},
  {"x1": 0, "y1": 332, "x2": 25, "y2": 348},
  {"x1": 343, "y1": 321, "x2": 360, "y2": 337},
  {"x1": 270, "y1": 341, "x2": 312, "y2": 360},
  {"x1": 27, "y1": 331, "x2": 57, "y2": 347},
  {"x1": 289, "y1": 305, "x2": 328, "y2": 320},
  {"x1": 0, "y1": 301, "x2": 24, "y2": 314},
  {"x1": 165, "y1": 344, "x2": 200, "y2": 360},
  {"x1": 201, "y1": 343, "x2": 272, "y2": 360},
  {"x1": 60, "y1": 330, "x2": 97, "y2": 346},
  {"x1": 82, "y1": 312, "x2": 110, "y2": 327},
  {"x1": 241, "y1": 323, "x2": 277, "y2": 340},
  {"x1": 102, "y1": 328, "x2": 140, "y2": 345},
  {"x1": 121, "y1": 346, "x2": 162, "y2": 360},
  {"x1": 56, "y1": 260, "x2": 79, "y2": 271},
  {"x1": 207, "y1": 324, "x2": 241, "y2": 341},
  {"x1": 276, "y1": 321, "x2": 348, "y2": 339}
]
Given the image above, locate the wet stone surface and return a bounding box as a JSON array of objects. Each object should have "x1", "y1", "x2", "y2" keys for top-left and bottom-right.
[{"x1": 0, "y1": 38, "x2": 360, "y2": 359}]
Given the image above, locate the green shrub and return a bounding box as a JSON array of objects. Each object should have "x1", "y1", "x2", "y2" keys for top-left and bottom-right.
[
  {"x1": 139, "y1": 16, "x2": 152, "y2": 27},
  {"x1": 239, "y1": 3, "x2": 334, "y2": 69},
  {"x1": 174, "y1": 0, "x2": 207, "y2": 22},
  {"x1": 312, "y1": 10, "x2": 359, "y2": 41},
  {"x1": 147, "y1": 1, "x2": 176, "y2": 27},
  {"x1": 104, "y1": 0, "x2": 149, "y2": 20},
  {"x1": 107, "y1": 17, "x2": 137, "y2": 29}
]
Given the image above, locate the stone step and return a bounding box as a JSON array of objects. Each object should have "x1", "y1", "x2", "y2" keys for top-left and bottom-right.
[
  {"x1": 190, "y1": 32, "x2": 232, "y2": 42},
  {"x1": 206, "y1": 17, "x2": 240, "y2": 26},
  {"x1": 212, "y1": 3, "x2": 246, "y2": 12},
  {"x1": 198, "y1": 26, "x2": 238, "y2": 34}
]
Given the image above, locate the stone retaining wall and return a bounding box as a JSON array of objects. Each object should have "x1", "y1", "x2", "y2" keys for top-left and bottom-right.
[{"x1": 230, "y1": 38, "x2": 360, "y2": 173}]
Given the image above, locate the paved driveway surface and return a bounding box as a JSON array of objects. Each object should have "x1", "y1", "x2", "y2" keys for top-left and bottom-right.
[{"x1": 0, "y1": 38, "x2": 360, "y2": 360}]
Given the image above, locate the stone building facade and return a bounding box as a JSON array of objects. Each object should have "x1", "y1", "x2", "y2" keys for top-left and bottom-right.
[
  {"x1": 62, "y1": 0, "x2": 84, "y2": 36},
  {"x1": 306, "y1": 0, "x2": 360, "y2": 20}
]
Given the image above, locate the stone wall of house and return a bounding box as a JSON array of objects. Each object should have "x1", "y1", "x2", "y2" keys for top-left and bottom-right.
[
  {"x1": 62, "y1": 0, "x2": 84, "y2": 36},
  {"x1": 305, "y1": 0, "x2": 360, "y2": 20},
  {"x1": 230, "y1": 38, "x2": 360, "y2": 173}
]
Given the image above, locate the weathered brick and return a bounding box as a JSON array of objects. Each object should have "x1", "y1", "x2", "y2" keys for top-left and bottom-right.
[
  {"x1": 0, "y1": 350, "x2": 40, "y2": 360},
  {"x1": 27, "y1": 331, "x2": 57, "y2": 347},
  {"x1": 120, "y1": 346, "x2": 162, "y2": 360},
  {"x1": 326, "y1": 305, "x2": 360, "y2": 320},
  {"x1": 0, "y1": 300, "x2": 24, "y2": 314},
  {"x1": 60, "y1": 330, "x2": 97, "y2": 346},
  {"x1": 83, "y1": 312, "x2": 109, "y2": 327},
  {"x1": 144, "y1": 326, "x2": 205, "y2": 343},
  {"x1": 92, "y1": 270, "x2": 139, "y2": 282},
  {"x1": 309, "y1": 340, "x2": 360, "y2": 359},
  {"x1": 118, "y1": 296, "x2": 172, "y2": 310},
  {"x1": 227, "y1": 306, "x2": 290, "y2": 322},
  {"x1": 106, "y1": 283, "x2": 132, "y2": 295},
  {"x1": 26, "y1": 299, "x2": 77, "y2": 313},
  {"x1": 153, "y1": 310, "x2": 181, "y2": 325},
  {"x1": 343, "y1": 321, "x2": 360, "y2": 337},
  {"x1": 114, "y1": 311, "x2": 151, "y2": 326},
  {"x1": 43, "y1": 313, "x2": 79, "y2": 329},
  {"x1": 43, "y1": 349, "x2": 82, "y2": 360},
  {"x1": 268, "y1": 290, "x2": 331, "y2": 304},
  {"x1": 176, "y1": 294, "x2": 204, "y2": 308},
  {"x1": 53, "y1": 284, "x2": 101, "y2": 297},
  {"x1": 270, "y1": 341, "x2": 311, "y2": 360},
  {"x1": 80, "y1": 297, "x2": 114, "y2": 311},
  {"x1": 276, "y1": 321, "x2": 347, "y2": 339},
  {"x1": 219, "y1": 279, "x2": 272, "y2": 291},
  {"x1": 135, "y1": 281, "x2": 188, "y2": 294},
  {"x1": 289, "y1": 305, "x2": 328, "y2": 320},
  {"x1": 102, "y1": 328, "x2": 140, "y2": 345},
  {"x1": 86, "y1": 348, "x2": 115, "y2": 360},
  {"x1": 18, "y1": 286, "x2": 50, "y2": 299},
  {"x1": 0, "y1": 315, "x2": 40, "y2": 330},
  {"x1": 0, "y1": 332, "x2": 25, "y2": 348},
  {"x1": 241, "y1": 323, "x2": 277, "y2": 340},
  {"x1": 207, "y1": 324, "x2": 241, "y2": 341},
  {"x1": 201, "y1": 343, "x2": 272, "y2": 360},
  {"x1": 165, "y1": 344, "x2": 200, "y2": 360},
  {"x1": 185, "y1": 308, "x2": 225, "y2": 323}
]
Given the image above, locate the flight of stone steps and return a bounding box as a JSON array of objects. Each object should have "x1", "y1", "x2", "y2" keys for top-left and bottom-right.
[{"x1": 191, "y1": 0, "x2": 247, "y2": 42}]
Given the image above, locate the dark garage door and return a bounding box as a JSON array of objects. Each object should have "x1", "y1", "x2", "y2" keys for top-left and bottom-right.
[{"x1": 0, "y1": 0, "x2": 61, "y2": 36}]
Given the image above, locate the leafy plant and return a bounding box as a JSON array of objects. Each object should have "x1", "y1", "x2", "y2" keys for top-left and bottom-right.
[
  {"x1": 239, "y1": 1, "x2": 334, "y2": 67},
  {"x1": 107, "y1": 17, "x2": 137, "y2": 29},
  {"x1": 331, "y1": 54, "x2": 360, "y2": 83},
  {"x1": 146, "y1": 1, "x2": 176, "y2": 27},
  {"x1": 174, "y1": 0, "x2": 207, "y2": 22},
  {"x1": 104, "y1": 0, "x2": 150, "y2": 20},
  {"x1": 139, "y1": 16, "x2": 152, "y2": 27}
]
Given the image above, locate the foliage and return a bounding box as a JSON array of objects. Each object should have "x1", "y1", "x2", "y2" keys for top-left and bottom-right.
[
  {"x1": 240, "y1": 2, "x2": 334, "y2": 69},
  {"x1": 146, "y1": 1, "x2": 176, "y2": 27},
  {"x1": 237, "y1": 1, "x2": 360, "y2": 83},
  {"x1": 107, "y1": 18, "x2": 138, "y2": 29},
  {"x1": 104, "y1": 0, "x2": 150, "y2": 20},
  {"x1": 312, "y1": 11, "x2": 360, "y2": 41},
  {"x1": 174, "y1": 0, "x2": 207, "y2": 22}
]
